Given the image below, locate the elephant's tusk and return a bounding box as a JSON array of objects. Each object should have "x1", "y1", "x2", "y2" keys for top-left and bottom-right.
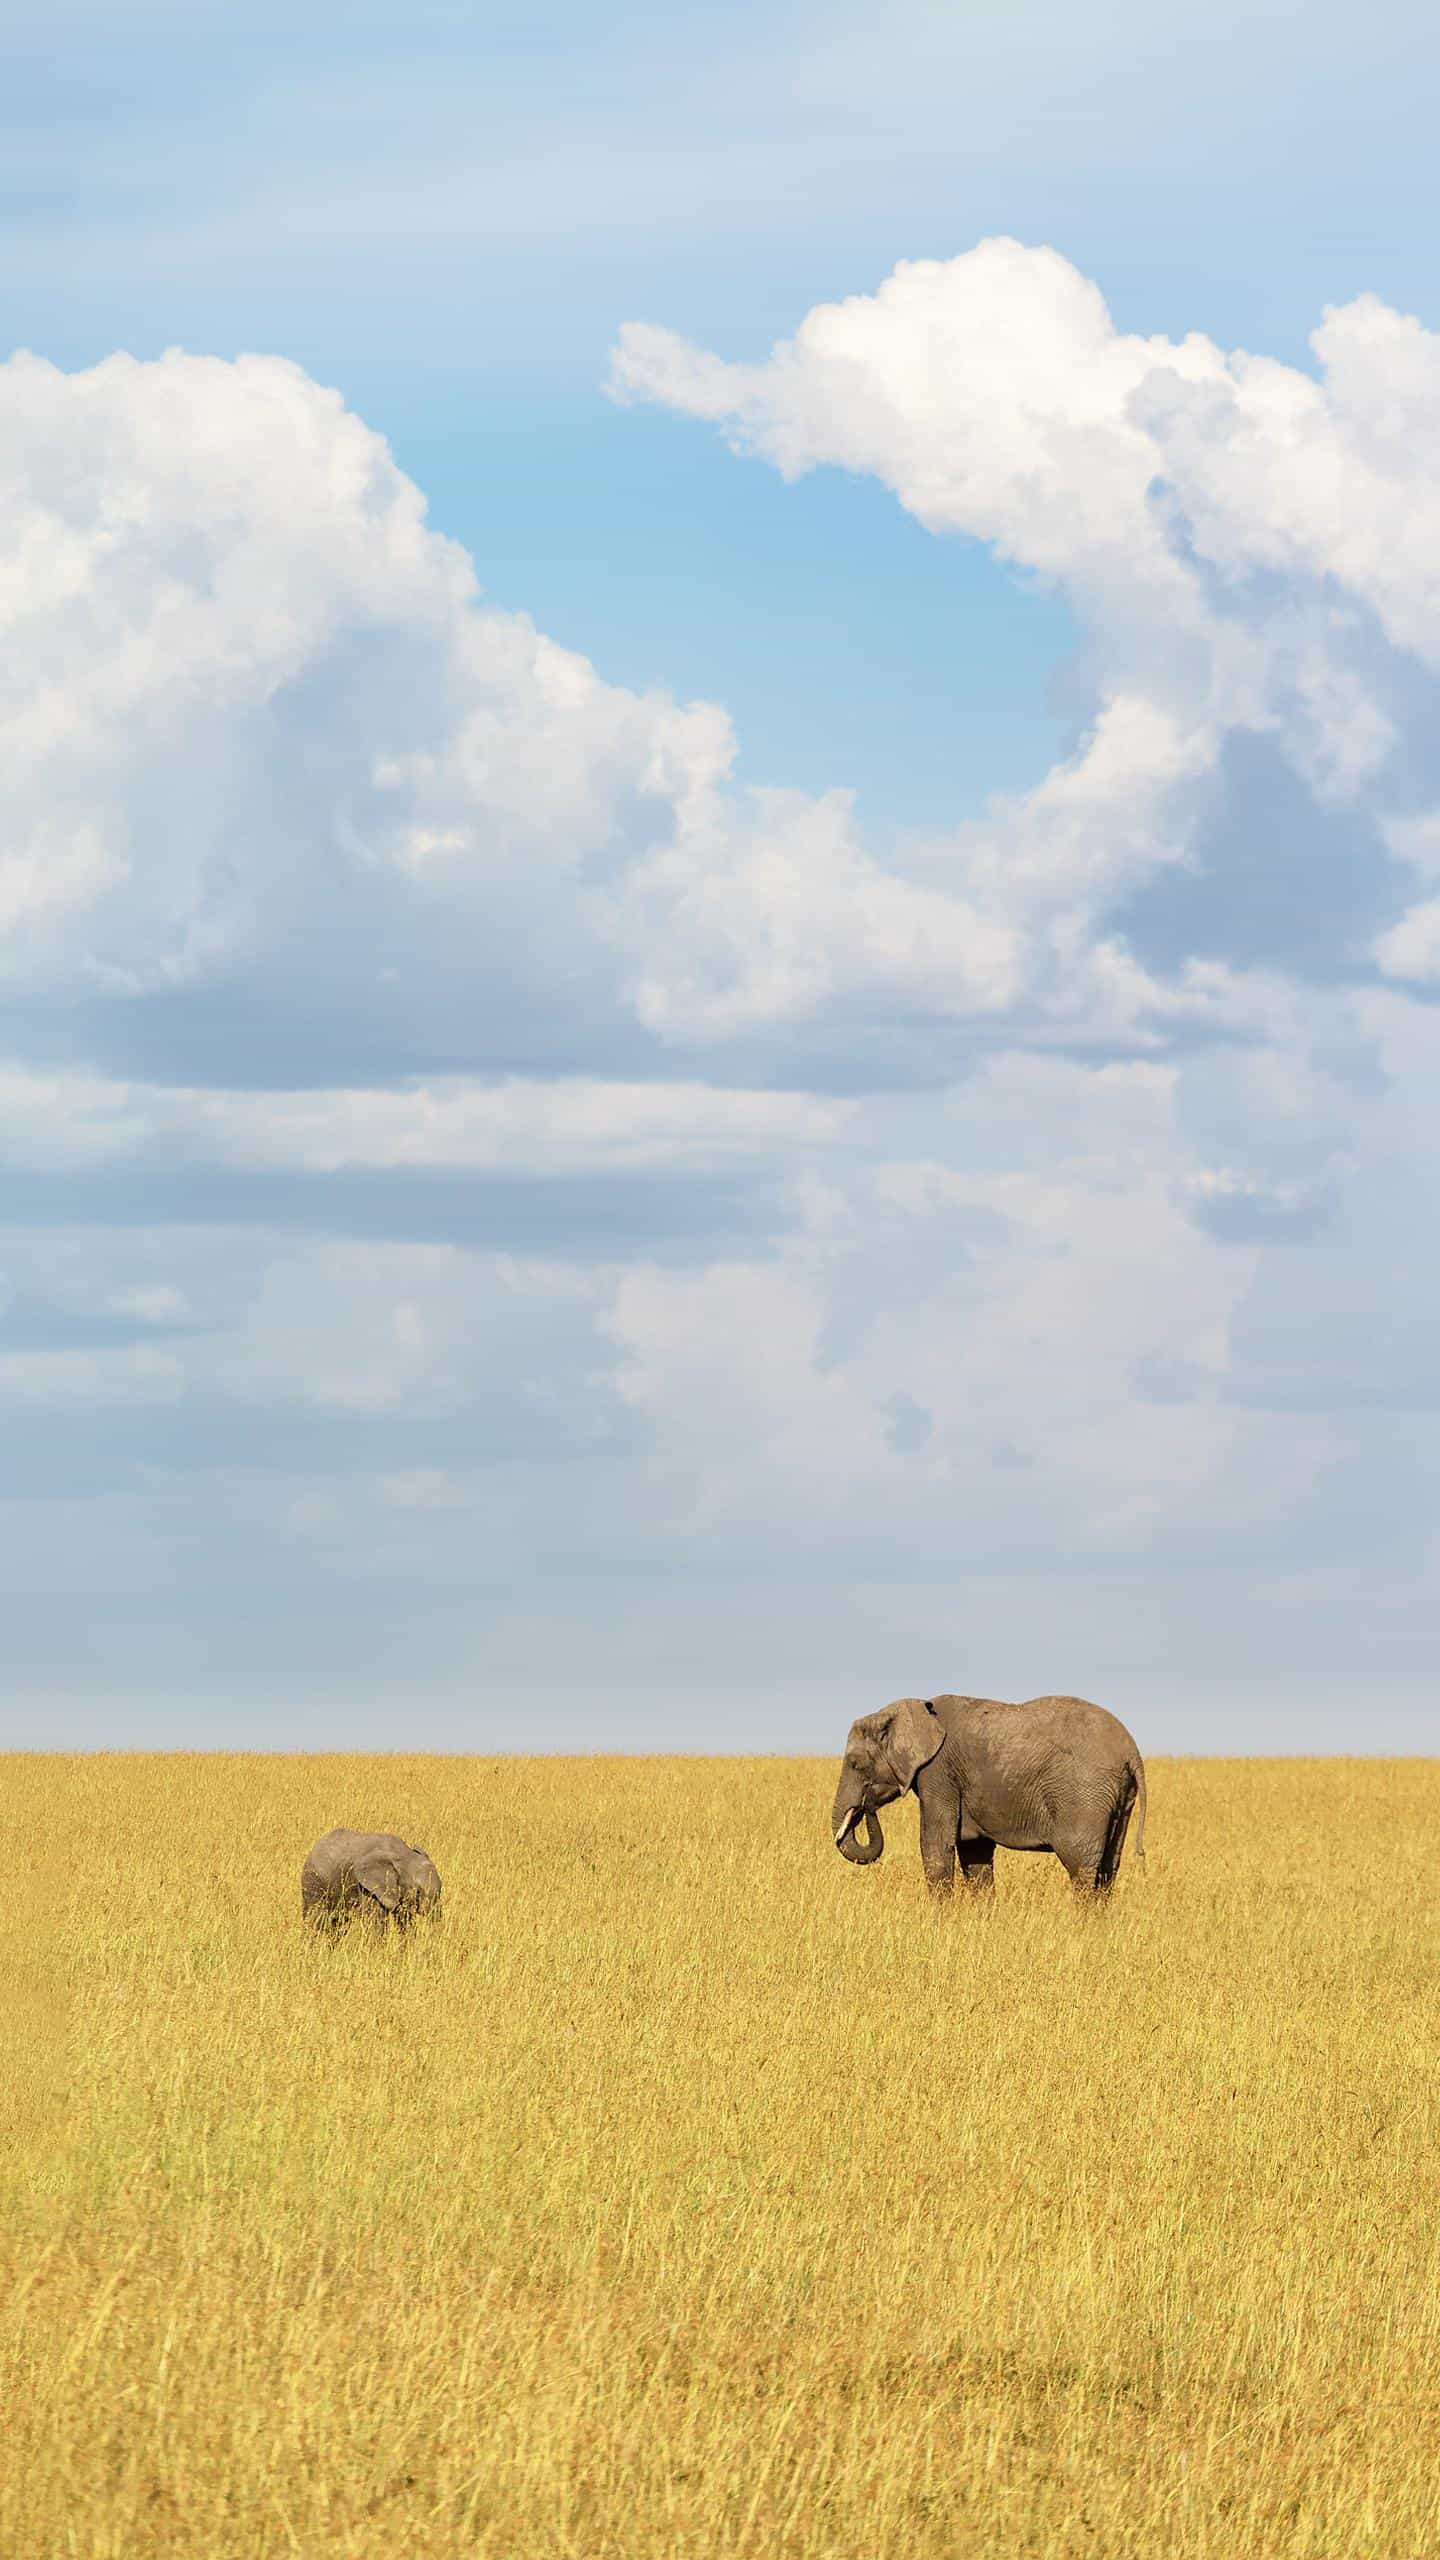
[{"x1": 834, "y1": 1810, "x2": 859, "y2": 1844}]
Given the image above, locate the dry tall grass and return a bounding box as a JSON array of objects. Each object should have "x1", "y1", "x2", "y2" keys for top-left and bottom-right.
[{"x1": 5, "y1": 1752, "x2": 1438, "y2": 2557}]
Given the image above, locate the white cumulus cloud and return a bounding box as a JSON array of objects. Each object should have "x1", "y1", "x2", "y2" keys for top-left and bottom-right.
[{"x1": 612, "y1": 240, "x2": 1440, "y2": 1020}]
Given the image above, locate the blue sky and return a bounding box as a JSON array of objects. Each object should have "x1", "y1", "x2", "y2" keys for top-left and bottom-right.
[{"x1": 5, "y1": 0, "x2": 1440, "y2": 1747}]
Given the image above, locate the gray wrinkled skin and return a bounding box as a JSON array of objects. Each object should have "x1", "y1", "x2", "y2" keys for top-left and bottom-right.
[
  {"x1": 300, "y1": 1828, "x2": 442, "y2": 1931},
  {"x1": 832, "y1": 1694, "x2": 1147, "y2": 1900}
]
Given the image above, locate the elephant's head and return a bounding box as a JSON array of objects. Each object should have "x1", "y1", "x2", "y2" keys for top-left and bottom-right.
[
  {"x1": 354, "y1": 1841, "x2": 442, "y2": 1924},
  {"x1": 832, "y1": 1697, "x2": 944, "y2": 1865}
]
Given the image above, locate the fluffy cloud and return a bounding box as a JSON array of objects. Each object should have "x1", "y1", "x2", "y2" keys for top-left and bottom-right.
[
  {"x1": 612, "y1": 240, "x2": 1440, "y2": 1018},
  {"x1": 7, "y1": 251, "x2": 1440, "y2": 1740},
  {"x1": 0, "y1": 347, "x2": 703, "y2": 1038},
  {"x1": 0, "y1": 343, "x2": 1023, "y2": 1062}
]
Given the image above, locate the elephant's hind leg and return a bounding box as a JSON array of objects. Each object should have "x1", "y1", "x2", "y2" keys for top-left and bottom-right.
[
  {"x1": 1057, "y1": 1785, "x2": 1134, "y2": 1902},
  {"x1": 1053, "y1": 1835, "x2": 1111, "y2": 1902},
  {"x1": 1095, "y1": 1793, "x2": 1135, "y2": 1892}
]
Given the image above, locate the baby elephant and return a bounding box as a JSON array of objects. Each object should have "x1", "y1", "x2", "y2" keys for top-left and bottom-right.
[{"x1": 301, "y1": 1828, "x2": 442, "y2": 1930}]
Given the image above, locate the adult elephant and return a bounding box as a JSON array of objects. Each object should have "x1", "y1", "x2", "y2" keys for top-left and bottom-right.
[{"x1": 832, "y1": 1694, "x2": 1146, "y2": 1899}]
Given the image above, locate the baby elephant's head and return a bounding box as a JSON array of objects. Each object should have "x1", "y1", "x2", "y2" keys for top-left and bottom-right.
[{"x1": 356, "y1": 1841, "x2": 443, "y2": 1925}]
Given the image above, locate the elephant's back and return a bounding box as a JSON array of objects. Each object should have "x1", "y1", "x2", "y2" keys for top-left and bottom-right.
[
  {"x1": 301, "y1": 1826, "x2": 377, "y2": 1894},
  {"x1": 933, "y1": 1691, "x2": 1142, "y2": 1770},
  {"x1": 1019, "y1": 1694, "x2": 1143, "y2": 1766},
  {"x1": 304, "y1": 1825, "x2": 363, "y2": 1867},
  {"x1": 306, "y1": 1827, "x2": 409, "y2": 1859}
]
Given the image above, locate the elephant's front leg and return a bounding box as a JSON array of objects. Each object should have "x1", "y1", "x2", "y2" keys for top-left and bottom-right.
[
  {"x1": 915, "y1": 1761, "x2": 962, "y2": 1899},
  {"x1": 958, "y1": 1836, "x2": 996, "y2": 1896}
]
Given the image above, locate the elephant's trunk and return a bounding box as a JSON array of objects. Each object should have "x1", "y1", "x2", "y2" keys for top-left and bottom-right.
[{"x1": 834, "y1": 1804, "x2": 885, "y2": 1864}]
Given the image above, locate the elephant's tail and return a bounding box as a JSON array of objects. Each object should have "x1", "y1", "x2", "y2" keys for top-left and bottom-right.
[{"x1": 1130, "y1": 1759, "x2": 1147, "y2": 1864}]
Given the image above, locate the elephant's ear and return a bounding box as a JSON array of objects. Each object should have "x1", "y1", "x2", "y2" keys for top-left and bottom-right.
[
  {"x1": 882, "y1": 1697, "x2": 944, "y2": 1789},
  {"x1": 353, "y1": 1848, "x2": 402, "y2": 1911},
  {"x1": 406, "y1": 1850, "x2": 440, "y2": 1902}
]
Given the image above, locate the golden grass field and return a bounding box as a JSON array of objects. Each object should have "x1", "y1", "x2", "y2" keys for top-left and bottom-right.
[{"x1": 6, "y1": 1751, "x2": 1439, "y2": 2558}]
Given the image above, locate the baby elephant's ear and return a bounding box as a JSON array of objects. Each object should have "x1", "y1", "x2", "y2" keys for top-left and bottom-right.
[
  {"x1": 353, "y1": 1848, "x2": 402, "y2": 1911},
  {"x1": 882, "y1": 1697, "x2": 944, "y2": 1789}
]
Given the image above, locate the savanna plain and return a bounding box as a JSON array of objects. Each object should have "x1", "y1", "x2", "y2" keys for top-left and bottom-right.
[{"x1": 6, "y1": 1752, "x2": 1438, "y2": 2558}]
